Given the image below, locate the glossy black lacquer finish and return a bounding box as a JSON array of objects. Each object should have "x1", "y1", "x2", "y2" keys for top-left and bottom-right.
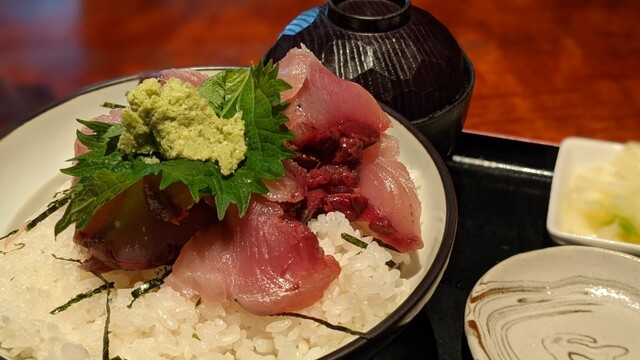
[{"x1": 265, "y1": 0, "x2": 474, "y2": 157}]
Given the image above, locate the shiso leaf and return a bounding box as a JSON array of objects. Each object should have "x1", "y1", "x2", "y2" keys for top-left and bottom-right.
[
  {"x1": 198, "y1": 60, "x2": 295, "y2": 218},
  {"x1": 56, "y1": 62, "x2": 294, "y2": 234}
]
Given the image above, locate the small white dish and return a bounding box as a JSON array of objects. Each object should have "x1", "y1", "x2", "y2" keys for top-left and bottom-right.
[
  {"x1": 546, "y1": 136, "x2": 640, "y2": 255},
  {"x1": 465, "y1": 245, "x2": 640, "y2": 360}
]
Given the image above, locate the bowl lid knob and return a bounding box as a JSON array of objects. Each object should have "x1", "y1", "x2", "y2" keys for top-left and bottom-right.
[{"x1": 327, "y1": 0, "x2": 411, "y2": 32}]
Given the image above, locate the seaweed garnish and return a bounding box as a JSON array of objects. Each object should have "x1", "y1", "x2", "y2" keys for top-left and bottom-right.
[
  {"x1": 99, "y1": 271, "x2": 114, "y2": 360},
  {"x1": 50, "y1": 255, "x2": 115, "y2": 315},
  {"x1": 0, "y1": 189, "x2": 71, "y2": 241},
  {"x1": 25, "y1": 190, "x2": 72, "y2": 232},
  {"x1": 340, "y1": 233, "x2": 397, "y2": 268},
  {"x1": 275, "y1": 312, "x2": 369, "y2": 338},
  {"x1": 128, "y1": 266, "x2": 172, "y2": 308},
  {"x1": 51, "y1": 253, "x2": 83, "y2": 264},
  {"x1": 0, "y1": 229, "x2": 18, "y2": 241},
  {"x1": 50, "y1": 255, "x2": 122, "y2": 360},
  {"x1": 50, "y1": 282, "x2": 114, "y2": 315},
  {"x1": 0, "y1": 242, "x2": 25, "y2": 255}
]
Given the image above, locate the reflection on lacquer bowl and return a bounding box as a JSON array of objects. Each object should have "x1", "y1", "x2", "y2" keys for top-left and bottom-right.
[
  {"x1": 0, "y1": 67, "x2": 456, "y2": 360},
  {"x1": 265, "y1": 0, "x2": 475, "y2": 157},
  {"x1": 465, "y1": 245, "x2": 640, "y2": 360}
]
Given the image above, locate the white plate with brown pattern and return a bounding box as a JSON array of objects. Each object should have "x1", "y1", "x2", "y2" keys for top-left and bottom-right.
[{"x1": 465, "y1": 245, "x2": 640, "y2": 360}]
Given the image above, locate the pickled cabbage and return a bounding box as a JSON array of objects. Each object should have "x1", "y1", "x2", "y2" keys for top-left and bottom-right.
[{"x1": 562, "y1": 141, "x2": 640, "y2": 244}]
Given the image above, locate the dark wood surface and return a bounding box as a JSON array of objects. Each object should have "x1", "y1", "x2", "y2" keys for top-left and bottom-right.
[{"x1": 1, "y1": 0, "x2": 639, "y2": 144}]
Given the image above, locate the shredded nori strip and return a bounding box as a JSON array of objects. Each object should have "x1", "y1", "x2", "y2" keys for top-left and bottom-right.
[
  {"x1": 275, "y1": 312, "x2": 369, "y2": 338},
  {"x1": 0, "y1": 191, "x2": 71, "y2": 241},
  {"x1": 88, "y1": 271, "x2": 114, "y2": 360},
  {"x1": 0, "y1": 242, "x2": 25, "y2": 255},
  {"x1": 128, "y1": 267, "x2": 172, "y2": 308},
  {"x1": 102, "y1": 285, "x2": 113, "y2": 359},
  {"x1": 26, "y1": 191, "x2": 72, "y2": 232},
  {"x1": 340, "y1": 233, "x2": 397, "y2": 268},
  {"x1": 52, "y1": 253, "x2": 83, "y2": 264},
  {"x1": 101, "y1": 101, "x2": 126, "y2": 109},
  {"x1": 51, "y1": 254, "x2": 120, "y2": 359},
  {"x1": 50, "y1": 255, "x2": 114, "y2": 315},
  {"x1": 0, "y1": 229, "x2": 18, "y2": 241},
  {"x1": 50, "y1": 282, "x2": 114, "y2": 315}
]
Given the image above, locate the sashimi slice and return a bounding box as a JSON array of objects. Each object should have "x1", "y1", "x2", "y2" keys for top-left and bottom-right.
[
  {"x1": 277, "y1": 47, "x2": 313, "y2": 101},
  {"x1": 158, "y1": 68, "x2": 209, "y2": 86},
  {"x1": 277, "y1": 47, "x2": 391, "y2": 146},
  {"x1": 357, "y1": 134, "x2": 423, "y2": 252},
  {"x1": 74, "y1": 175, "x2": 216, "y2": 272},
  {"x1": 262, "y1": 159, "x2": 307, "y2": 203},
  {"x1": 166, "y1": 197, "x2": 340, "y2": 315}
]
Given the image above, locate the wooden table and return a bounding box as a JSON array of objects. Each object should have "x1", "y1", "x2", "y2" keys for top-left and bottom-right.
[{"x1": 1, "y1": 0, "x2": 639, "y2": 144}]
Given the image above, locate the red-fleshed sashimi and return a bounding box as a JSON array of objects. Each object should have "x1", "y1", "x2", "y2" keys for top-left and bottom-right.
[
  {"x1": 166, "y1": 197, "x2": 341, "y2": 315},
  {"x1": 357, "y1": 134, "x2": 423, "y2": 252},
  {"x1": 278, "y1": 47, "x2": 391, "y2": 146}
]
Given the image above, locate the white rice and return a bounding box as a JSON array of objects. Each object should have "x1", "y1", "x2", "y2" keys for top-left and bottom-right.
[{"x1": 0, "y1": 206, "x2": 411, "y2": 359}]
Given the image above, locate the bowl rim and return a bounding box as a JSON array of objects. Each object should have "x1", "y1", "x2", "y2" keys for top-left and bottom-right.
[
  {"x1": 320, "y1": 104, "x2": 458, "y2": 359},
  {"x1": 0, "y1": 66, "x2": 458, "y2": 359},
  {"x1": 413, "y1": 51, "x2": 475, "y2": 125}
]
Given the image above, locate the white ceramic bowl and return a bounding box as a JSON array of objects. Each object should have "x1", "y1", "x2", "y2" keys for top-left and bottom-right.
[
  {"x1": 465, "y1": 245, "x2": 640, "y2": 360},
  {"x1": 0, "y1": 68, "x2": 457, "y2": 359},
  {"x1": 546, "y1": 136, "x2": 640, "y2": 255}
]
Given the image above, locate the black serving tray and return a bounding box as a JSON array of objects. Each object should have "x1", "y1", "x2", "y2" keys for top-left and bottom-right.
[{"x1": 372, "y1": 131, "x2": 559, "y2": 359}]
